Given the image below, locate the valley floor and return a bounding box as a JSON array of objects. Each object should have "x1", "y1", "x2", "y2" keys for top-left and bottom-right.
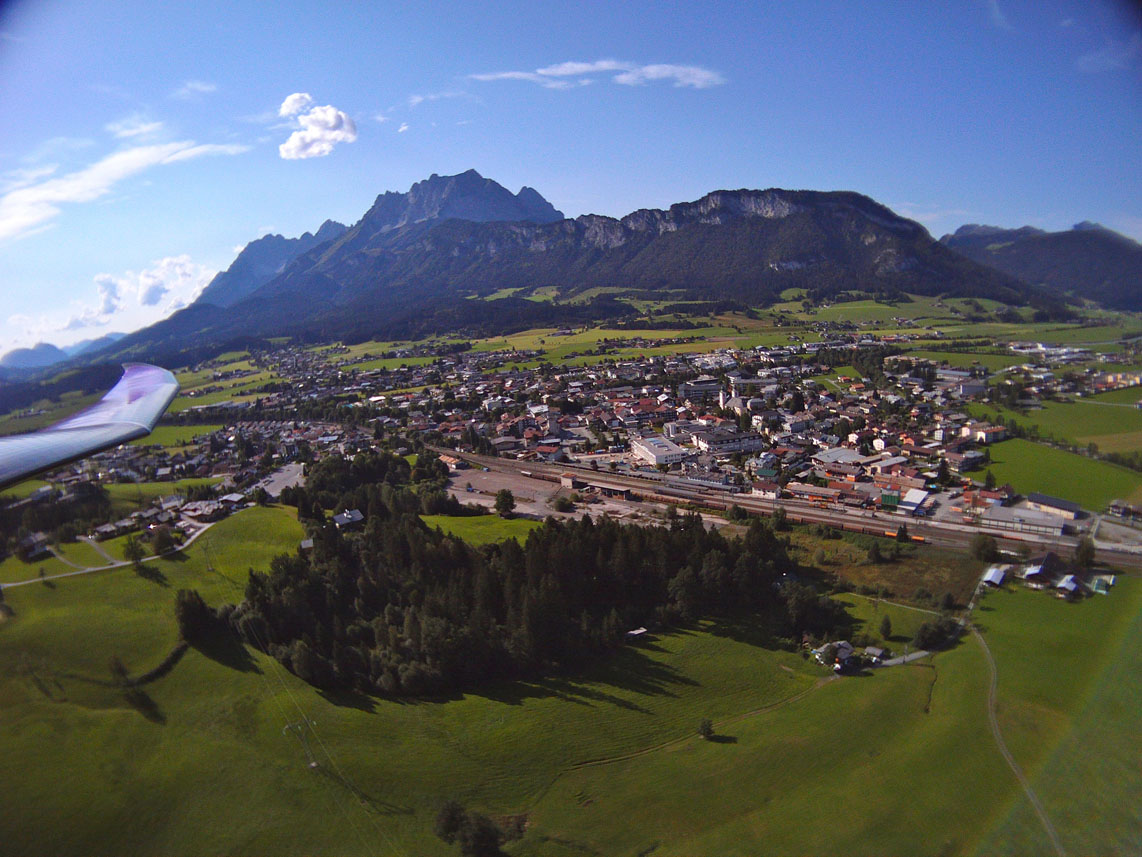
[{"x1": 1, "y1": 505, "x2": 1139, "y2": 855}]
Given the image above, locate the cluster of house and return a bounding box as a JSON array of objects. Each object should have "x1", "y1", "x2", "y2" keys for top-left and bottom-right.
[{"x1": 981, "y1": 551, "x2": 1117, "y2": 599}]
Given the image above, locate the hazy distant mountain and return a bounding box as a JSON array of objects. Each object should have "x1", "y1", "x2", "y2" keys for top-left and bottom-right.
[
  {"x1": 941, "y1": 222, "x2": 1142, "y2": 311},
  {"x1": 103, "y1": 172, "x2": 1035, "y2": 362},
  {"x1": 0, "y1": 342, "x2": 69, "y2": 369},
  {"x1": 63, "y1": 332, "x2": 125, "y2": 358},
  {"x1": 195, "y1": 219, "x2": 348, "y2": 308}
]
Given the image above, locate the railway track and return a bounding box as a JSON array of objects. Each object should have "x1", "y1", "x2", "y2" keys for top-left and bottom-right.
[{"x1": 430, "y1": 447, "x2": 1142, "y2": 570}]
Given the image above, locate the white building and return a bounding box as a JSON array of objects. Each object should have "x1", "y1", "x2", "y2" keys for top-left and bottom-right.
[{"x1": 631, "y1": 435, "x2": 689, "y2": 466}]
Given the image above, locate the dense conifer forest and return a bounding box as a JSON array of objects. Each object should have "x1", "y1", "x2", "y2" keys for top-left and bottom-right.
[{"x1": 183, "y1": 451, "x2": 850, "y2": 697}]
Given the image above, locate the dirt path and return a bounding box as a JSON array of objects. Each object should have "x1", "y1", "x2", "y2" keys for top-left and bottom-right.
[
  {"x1": 972, "y1": 627, "x2": 1066, "y2": 857},
  {"x1": 3, "y1": 523, "x2": 217, "y2": 588}
]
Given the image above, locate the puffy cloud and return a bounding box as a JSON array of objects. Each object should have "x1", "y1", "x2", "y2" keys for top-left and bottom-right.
[
  {"x1": 173, "y1": 80, "x2": 217, "y2": 99},
  {"x1": 472, "y1": 59, "x2": 725, "y2": 90},
  {"x1": 0, "y1": 141, "x2": 249, "y2": 242},
  {"x1": 106, "y1": 115, "x2": 165, "y2": 139},
  {"x1": 60, "y1": 255, "x2": 215, "y2": 334},
  {"x1": 279, "y1": 92, "x2": 314, "y2": 117},
  {"x1": 278, "y1": 98, "x2": 358, "y2": 159}
]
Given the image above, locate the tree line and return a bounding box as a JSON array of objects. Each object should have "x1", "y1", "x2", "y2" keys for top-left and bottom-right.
[{"x1": 196, "y1": 450, "x2": 850, "y2": 698}]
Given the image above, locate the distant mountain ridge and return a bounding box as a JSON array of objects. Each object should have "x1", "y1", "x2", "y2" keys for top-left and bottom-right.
[
  {"x1": 941, "y1": 222, "x2": 1142, "y2": 311},
  {"x1": 0, "y1": 342, "x2": 69, "y2": 369},
  {"x1": 196, "y1": 219, "x2": 348, "y2": 308},
  {"x1": 94, "y1": 171, "x2": 1042, "y2": 362}
]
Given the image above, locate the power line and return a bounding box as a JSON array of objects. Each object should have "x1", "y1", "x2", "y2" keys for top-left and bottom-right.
[{"x1": 201, "y1": 537, "x2": 404, "y2": 857}]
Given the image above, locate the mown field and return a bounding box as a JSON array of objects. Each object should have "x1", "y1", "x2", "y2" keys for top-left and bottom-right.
[
  {"x1": 975, "y1": 576, "x2": 1142, "y2": 856},
  {"x1": 1, "y1": 504, "x2": 1139, "y2": 855},
  {"x1": 981, "y1": 438, "x2": 1142, "y2": 508},
  {"x1": 969, "y1": 398, "x2": 1142, "y2": 454},
  {"x1": 420, "y1": 513, "x2": 541, "y2": 546}
]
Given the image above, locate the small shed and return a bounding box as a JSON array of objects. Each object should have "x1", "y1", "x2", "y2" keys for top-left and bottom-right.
[{"x1": 982, "y1": 565, "x2": 1007, "y2": 587}]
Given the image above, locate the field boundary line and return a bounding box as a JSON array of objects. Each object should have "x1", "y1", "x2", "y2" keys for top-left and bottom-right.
[{"x1": 972, "y1": 627, "x2": 1066, "y2": 857}]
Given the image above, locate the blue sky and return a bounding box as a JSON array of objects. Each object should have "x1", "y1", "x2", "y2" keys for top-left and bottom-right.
[{"x1": 0, "y1": 0, "x2": 1139, "y2": 353}]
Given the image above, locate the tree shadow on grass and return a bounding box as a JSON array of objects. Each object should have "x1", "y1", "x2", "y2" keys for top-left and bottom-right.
[
  {"x1": 473, "y1": 643, "x2": 698, "y2": 710},
  {"x1": 136, "y1": 564, "x2": 169, "y2": 587},
  {"x1": 192, "y1": 628, "x2": 261, "y2": 674},
  {"x1": 123, "y1": 686, "x2": 166, "y2": 724},
  {"x1": 317, "y1": 686, "x2": 377, "y2": 713}
]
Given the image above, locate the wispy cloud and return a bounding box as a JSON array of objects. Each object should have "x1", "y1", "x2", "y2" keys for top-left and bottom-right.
[
  {"x1": 408, "y1": 91, "x2": 468, "y2": 108},
  {"x1": 1076, "y1": 31, "x2": 1142, "y2": 73},
  {"x1": 105, "y1": 115, "x2": 165, "y2": 139},
  {"x1": 172, "y1": 80, "x2": 217, "y2": 100},
  {"x1": 278, "y1": 93, "x2": 358, "y2": 159},
  {"x1": 397, "y1": 123, "x2": 409, "y2": 133},
  {"x1": 471, "y1": 59, "x2": 725, "y2": 90},
  {"x1": 983, "y1": 0, "x2": 1011, "y2": 31},
  {"x1": 0, "y1": 141, "x2": 249, "y2": 242}
]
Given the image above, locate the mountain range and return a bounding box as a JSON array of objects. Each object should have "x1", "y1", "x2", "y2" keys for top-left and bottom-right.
[
  {"x1": 90, "y1": 170, "x2": 1052, "y2": 364},
  {"x1": 7, "y1": 169, "x2": 1139, "y2": 370},
  {"x1": 940, "y1": 222, "x2": 1142, "y2": 311}
]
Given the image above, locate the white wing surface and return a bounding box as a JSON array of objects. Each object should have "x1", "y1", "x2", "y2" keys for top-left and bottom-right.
[{"x1": 0, "y1": 363, "x2": 180, "y2": 490}]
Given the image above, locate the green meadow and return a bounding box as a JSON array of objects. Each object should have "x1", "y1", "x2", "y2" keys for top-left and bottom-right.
[
  {"x1": 981, "y1": 438, "x2": 1142, "y2": 508},
  {"x1": 969, "y1": 398, "x2": 1142, "y2": 453},
  {"x1": 420, "y1": 513, "x2": 542, "y2": 546},
  {"x1": 1, "y1": 504, "x2": 1139, "y2": 854}
]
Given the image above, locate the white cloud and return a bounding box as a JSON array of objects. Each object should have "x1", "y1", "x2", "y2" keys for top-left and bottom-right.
[
  {"x1": 471, "y1": 59, "x2": 725, "y2": 90},
  {"x1": 173, "y1": 80, "x2": 217, "y2": 99},
  {"x1": 279, "y1": 92, "x2": 314, "y2": 117},
  {"x1": 106, "y1": 115, "x2": 165, "y2": 139},
  {"x1": 984, "y1": 0, "x2": 1011, "y2": 31},
  {"x1": 408, "y1": 91, "x2": 466, "y2": 108},
  {"x1": 0, "y1": 140, "x2": 250, "y2": 242},
  {"x1": 397, "y1": 123, "x2": 409, "y2": 133},
  {"x1": 1076, "y1": 32, "x2": 1142, "y2": 73},
  {"x1": 278, "y1": 97, "x2": 358, "y2": 159},
  {"x1": 60, "y1": 255, "x2": 215, "y2": 335},
  {"x1": 1, "y1": 164, "x2": 59, "y2": 193}
]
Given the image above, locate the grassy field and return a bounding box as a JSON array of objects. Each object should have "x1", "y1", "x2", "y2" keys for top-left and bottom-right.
[
  {"x1": 0, "y1": 478, "x2": 50, "y2": 500},
  {"x1": 969, "y1": 399, "x2": 1142, "y2": 453},
  {"x1": 2, "y1": 502, "x2": 1139, "y2": 854},
  {"x1": 974, "y1": 577, "x2": 1142, "y2": 855},
  {"x1": 982, "y1": 438, "x2": 1142, "y2": 508},
  {"x1": 129, "y1": 424, "x2": 222, "y2": 449},
  {"x1": 420, "y1": 513, "x2": 542, "y2": 546},
  {"x1": 788, "y1": 528, "x2": 982, "y2": 605}
]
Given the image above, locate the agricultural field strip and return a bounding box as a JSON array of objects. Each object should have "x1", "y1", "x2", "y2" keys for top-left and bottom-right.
[{"x1": 972, "y1": 627, "x2": 1066, "y2": 857}]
